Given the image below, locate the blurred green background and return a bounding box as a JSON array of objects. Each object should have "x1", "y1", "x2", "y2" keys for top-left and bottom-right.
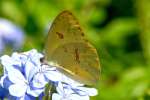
[{"x1": 0, "y1": 0, "x2": 150, "y2": 100}]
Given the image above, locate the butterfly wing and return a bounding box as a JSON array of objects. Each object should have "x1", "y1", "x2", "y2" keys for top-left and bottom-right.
[
  {"x1": 48, "y1": 42, "x2": 100, "y2": 85},
  {"x1": 45, "y1": 11, "x2": 86, "y2": 56},
  {"x1": 45, "y1": 11, "x2": 100, "y2": 85}
]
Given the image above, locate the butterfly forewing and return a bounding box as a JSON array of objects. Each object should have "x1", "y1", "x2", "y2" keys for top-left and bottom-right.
[
  {"x1": 45, "y1": 11, "x2": 100, "y2": 85},
  {"x1": 45, "y1": 11, "x2": 86, "y2": 57}
]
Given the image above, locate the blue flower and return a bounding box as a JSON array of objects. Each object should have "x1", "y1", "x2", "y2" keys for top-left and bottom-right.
[
  {"x1": 52, "y1": 81, "x2": 97, "y2": 100},
  {"x1": 52, "y1": 74, "x2": 98, "y2": 100},
  {"x1": 32, "y1": 65, "x2": 62, "y2": 88},
  {"x1": 0, "y1": 18, "x2": 24, "y2": 54},
  {"x1": 0, "y1": 49, "x2": 50, "y2": 99},
  {"x1": 0, "y1": 49, "x2": 98, "y2": 100}
]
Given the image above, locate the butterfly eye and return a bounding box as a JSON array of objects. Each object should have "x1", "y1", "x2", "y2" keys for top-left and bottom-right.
[
  {"x1": 40, "y1": 57, "x2": 48, "y2": 65},
  {"x1": 40, "y1": 57, "x2": 45, "y2": 63}
]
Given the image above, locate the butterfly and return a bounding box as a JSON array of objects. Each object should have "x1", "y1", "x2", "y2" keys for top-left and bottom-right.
[{"x1": 45, "y1": 10, "x2": 100, "y2": 85}]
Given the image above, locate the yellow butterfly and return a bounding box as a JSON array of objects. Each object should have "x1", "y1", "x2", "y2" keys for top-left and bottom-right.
[{"x1": 45, "y1": 10, "x2": 100, "y2": 85}]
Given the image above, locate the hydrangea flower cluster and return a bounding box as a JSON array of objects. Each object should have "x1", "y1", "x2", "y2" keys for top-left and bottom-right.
[
  {"x1": 0, "y1": 18, "x2": 24, "y2": 54},
  {"x1": 0, "y1": 49, "x2": 98, "y2": 100}
]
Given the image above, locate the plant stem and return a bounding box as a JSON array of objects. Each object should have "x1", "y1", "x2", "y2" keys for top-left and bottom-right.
[
  {"x1": 43, "y1": 82, "x2": 53, "y2": 100},
  {"x1": 135, "y1": 0, "x2": 150, "y2": 66}
]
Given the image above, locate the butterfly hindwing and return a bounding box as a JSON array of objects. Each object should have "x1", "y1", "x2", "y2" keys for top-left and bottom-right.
[{"x1": 49, "y1": 42, "x2": 100, "y2": 85}]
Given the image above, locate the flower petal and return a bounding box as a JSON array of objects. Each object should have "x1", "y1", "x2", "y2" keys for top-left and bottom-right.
[
  {"x1": 56, "y1": 82, "x2": 65, "y2": 95},
  {"x1": 75, "y1": 87, "x2": 98, "y2": 96},
  {"x1": 32, "y1": 73, "x2": 48, "y2": 88},
  {"x1": 52, "y1": 93, "x2": 62, "y2": 100},
  {"x1": 61, "y1": 74, "x2": 84, "y2": 87},
  {"x1": 69, "y1": 94, "x2": 89, "y2": 100},
  {"x1": 44, "y1": 70, "x2": 62, "y2": 82},
  {"x1": 25, "y1": 61, "x2": 37, "y2": 81},
  {"x1": 0, "y1": 55, "x2": 14, "y2": 72},
  {"x1": 9, "y1": 84, "x2": 27, "y2": 97},
  {"x1": 0, "y1": 75, "x2": 7, "y2": 87},
  {"x1": 56, "y1": 82, "x2": 74, "y2": 96},
  {"x1": 27, "y1": 86, "x2": 44, "y2": 97},
  {"x1": 8, "y1": 68, "x2": 26, "y2": 84}
]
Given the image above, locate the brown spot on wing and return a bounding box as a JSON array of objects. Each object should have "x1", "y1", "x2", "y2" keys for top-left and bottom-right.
[
  {"x1": 74, "y1": 26, "x2": 82, "y2": 32},
  {"x1": 81, "y1": 32, "x2": 84, "y2": 36},
  {"x1": 63, "y1": 47, "x2": 68, "y2": 53},
  {"x1": 56, "y1": 32, "x2": 64, "y2": 39},
  {"x1": 75, "y1": 48, "x2": 80, "y2": 63}
]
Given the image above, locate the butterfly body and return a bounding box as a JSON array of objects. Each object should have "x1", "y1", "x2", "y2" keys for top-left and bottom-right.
[{"x1": 45, "y1": 11, "x2": 100, "y2": 85}]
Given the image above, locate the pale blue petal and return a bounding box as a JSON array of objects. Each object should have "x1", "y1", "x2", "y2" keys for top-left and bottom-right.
[
  {"x1": 17, "y1": 53, "x2": 28, "y2": 64},
  {"x1": 24, "y1": 49, "x2": 42, "y2": 66},
  {"x1": 52, "y1": 92, "x2": 89, "y2": 100},
  {"x1": 0, "y1": 55, "x2": 14, "y2": 71},
  {"x1": 24, "y1": 94, "x2": 36, "y2": 100},
  {"x1": 56, "y1": 82, "x2": 74, "y2": 96},
  {"x1": 38, "y1": 65, "x2": 62, "y2": 82},
  {"x1": 8, "y1": 68, "x2": 26, "y2": 84},
  {"x1": 1, "y1": 76, "x2": 12, "y2": 89},
  {"x1": 69, "y1": 94, "x2": 89, "y2": 100},
  {"x1": 32, "y1": 73, "x2": 48, "y2": 88},
  {"x1": 44, "y1": 70, "x2": 62, "y2": 82},
  {"x1": 30, "y1": 51, "x2": 43, "y2": 65},
  {"x1": 52, "y1": 93, "x2": 62, "y2": 100},
  {"x1": 24, "y1": 49, "x2": 43, "y2": 81},
  {"x1": 25, "y1": 61, "x2": 37, "y2": 81},
  {"x1": 27, "y1": 86, "x2": 44, "y2": 97},
  {"x1": 62, "y1": 84, "x2": 74, "y2": 95},
  {"x1": 60, "y1": 74, "x2": 84, "y2": 87},
  {"x1": 44, "y1": 66, "x2": 57, "y2": 71},
  {"x1": 23, "y1": 49, "x2": 37, "y2": 56},
  {"x1": 11, "y1": 53, "x2": 23, "y2": 66},
  {"x1": 0, "y1": 75, "x2": 7, "y2": 87},
  {"x1": 76, "y1": 87, "x2": 98, "y2": 96},
  {"x1": 9, "y1": 84, "x2": 27, "y2": 97},
  {"x1": 20, "y1": 96, "x2": 26, "y2": 100},
  {"x1": 1, "y1": 54, "x2": 20, "y2": 67},
  {"x1": 56, "y1": 82, "x2": 64, "y2": 95}
]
